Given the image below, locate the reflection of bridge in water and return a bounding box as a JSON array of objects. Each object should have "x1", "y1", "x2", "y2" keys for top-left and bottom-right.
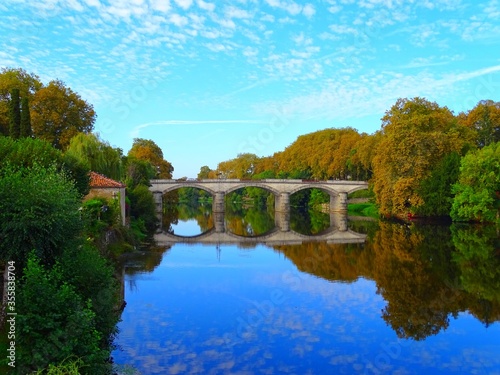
[{"x1": 155, "y1": 212, "x2": 367, "y2": 246}]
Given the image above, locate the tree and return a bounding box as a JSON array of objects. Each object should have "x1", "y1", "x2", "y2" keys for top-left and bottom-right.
[
  {"x1": 20, "y1": 96, "x2": 31, "y2": 138},
  {"x1": 0, "y1": 136, "x2": 90, "y2": 197},
  {"x1": 451, "y1": 142, "x2": 500, "y2": 223},
  {"x1": 372, "y1": 97, "x2": 474, "y2": 217},
  {"x1": 0, "y1": 164, "x2": 82, "y2": 268},
  {"x1": 31, "y1": 80, "x2": 96, "y2": 150},
  {"x1": 128, "y1": 184, "x2": 158, "y2": 234},
  {"x1": 459, "y1": 100, "x2": 500, "y2": 148},
  {"x1": 128, "y1": 138, "x2": 173, "y2": 179},
  {"x1": 65, "y1": 133, "x2": 122, "y2": 181},
  {"x1": 198, "y1": 165, "x2": 212, "y2": 179},
  {"x1": 8, "y1": 88, "x2": 20, "y2": 139},
  {"x1": 124, "y1": 156, "x2": 156, "y2": 189},
  {"x1": 414, "y1": 152, "x2": 461, "y2": 217},
  {"x1": 0, "y1": 68, "x2": 42, "y2": 136},
  {"x1": 217, "y1": 153, "x2": 259, "y2": 179}
]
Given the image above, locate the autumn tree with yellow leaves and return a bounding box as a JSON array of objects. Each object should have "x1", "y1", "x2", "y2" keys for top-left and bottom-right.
[{"x1": 372, "y1": 97, "x2": 475, "y2": 217}]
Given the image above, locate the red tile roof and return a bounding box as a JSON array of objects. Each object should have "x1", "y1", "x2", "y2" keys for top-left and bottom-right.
[{"x1": 89, "y1": 171, "x2": 125, "y2": 188}]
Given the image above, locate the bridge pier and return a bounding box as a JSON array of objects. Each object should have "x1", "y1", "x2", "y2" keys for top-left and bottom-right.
[
  {"x1": 330, "y1": 212, "x2": 348, "y2": 231},
  {"x1": 275, "y1": 211, "x2": 290, "y2": 232},
  {"x1": 153, "y1": 191, "x2": 163, "y2": 224},
  {"x1": 213, "y1": 192, "x2": 225, "y2": 213},
  {"x1": 330, "y1": 192, "x2": 348, "y2": 212},
  {"x1": 275, "y1": 192, "x2": 290, "y2": 212},
  {"x1": 213, "y1": 212, "x2": 225, "y2": 233}
]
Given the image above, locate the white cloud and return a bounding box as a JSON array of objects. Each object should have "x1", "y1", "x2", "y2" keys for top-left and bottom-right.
[
  {"x1": 174, "y1": 0, "x2": 192, "y2": 10},
  {"x1": 205, "y1": 42, "x2": 229, "y2": 52},
  {"x1": 265, "y1": 0, "x2": 302, "y2": 15},
  {"x1": 329, "y1": 24, "x2": 359, "y2": 35},
  {"x1": 225, "y1": 5, "x2": 252, "y2": 19},
  {"x1": 197, "y1": 0, "x2": 215, "y2": 12},
  {"x1": 328, "y1": 5, "x2": 342, "y2": 13},
  {"x1": 302, "y1": 3, "x2": 315, "y2": 18},
  {"x1": 168, "y1": 13, "x2": 188, "y2": 27},
  {"x1": 149, "y1": 0, "x2": 171, "y2": 12}
]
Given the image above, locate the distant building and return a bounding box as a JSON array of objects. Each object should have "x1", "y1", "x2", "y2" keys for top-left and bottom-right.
[{"x1": 86, "y1": 171, "x2": 126, "y2": 226}]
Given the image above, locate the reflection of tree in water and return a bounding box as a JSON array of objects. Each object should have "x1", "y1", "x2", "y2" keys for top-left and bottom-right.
[
  {"x1": 274, "y1": 220, "x2": 500, "y2": 341},
  {"x1": 225, "y1": 203, "x2": 275, "y2": 236},
  {"x1": 290, "y1": 208, "x2": 330, "y2": 235},
  {"x1": 451, "y1": 224, "x2": 500, "y2": 325},
  {"x1": 121, "y1": 245, "x2": 172, "y2": 277}
]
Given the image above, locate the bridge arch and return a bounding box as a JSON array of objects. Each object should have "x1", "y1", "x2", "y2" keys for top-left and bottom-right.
[
  {"x1": 288, "y1": 184, "x2": 340, "y2": 197},
  {"x1": 224, "y1": 183, "x2": 280, "y2": 196},
  {"x1": 151, "y1": 183, "x2": 216, "y2": 195}
]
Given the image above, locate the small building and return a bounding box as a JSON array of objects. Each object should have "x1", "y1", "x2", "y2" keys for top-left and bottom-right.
[{"x1": 86, "y1": 171, "x2": 126, "y2": 226}]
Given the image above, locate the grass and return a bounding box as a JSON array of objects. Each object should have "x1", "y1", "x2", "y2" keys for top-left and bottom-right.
[{"x1": 348, "y1": 202, "x2": 379, "y2": 218}]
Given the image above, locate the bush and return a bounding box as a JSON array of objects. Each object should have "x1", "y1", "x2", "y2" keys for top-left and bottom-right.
[
  {"x1": 0, "y1": 164, "x2": 82, "y2": 268},
  {"x1": 17, "y1": 255, "x2": 109, "y2": 374}
]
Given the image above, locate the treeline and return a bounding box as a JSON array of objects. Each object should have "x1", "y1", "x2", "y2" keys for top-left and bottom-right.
[
  {"x1": 0, "y1": 67, "x2": 175, "y2": 373},
  {"x1": 201, "y1": 97, "x2": 500, "y2": 223}
]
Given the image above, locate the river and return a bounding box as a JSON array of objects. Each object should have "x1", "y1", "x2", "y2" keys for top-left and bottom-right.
[{"x1": 112, "y1": 204, "x2": 500, "y2": 374}]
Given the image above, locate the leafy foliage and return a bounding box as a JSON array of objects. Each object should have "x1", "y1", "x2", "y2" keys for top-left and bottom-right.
[
  {"x1": 414, "y1": 152, "x2": 461, "y2": 217},
  {"x1": 59, "y1": 242, "x2": 120, "y2": 348},
  {"x1": 8, "y1": 88, "x2": 20, "y2": 139},
  {"x1": 65, "y1": 132, "x2": 122, "y2": 181},
  {"x1": 451, "y1": 142, "x2": 500, "y2": 223},
  {"x1": 372, "y1": 97, "x2": 473, "y2": 217},
  {"x1": 0, "y1": 68, "x2": 42, "y2": 136},
  {"x1": 16, "y1": 254, "x2": 109, "y2": 374},
  {"x1": 31, "y1": 80, "x2": 96, "y2": 150},
  {"x1": 20, "y1": 96, "x2": 32, "y2": 138},
  {"x1": 459, "y1": 100, "x2": 500, "y2": 148},
  {"x1": 0, "y1": 136, "x2": 90, "y2": 197},
  {"x1": 451, "y1": 224, "x2": 500, "y2": 305},
  {"x1": 128, "y1": 138, "x2": 173, "y2": 179},
  {"x1": 124, "y1": 156, "x2": 156, "y2": 189},
  {"x1": 129, "y1": 184, "x2": 158, "y2": 236},
  {"x1": 0, "y1": 164, "x2": 82, "y2": 268}
]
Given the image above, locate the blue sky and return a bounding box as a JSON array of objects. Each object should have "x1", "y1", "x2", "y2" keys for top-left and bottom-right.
[{"x1": 1, "y1": 0, "x2": 500, "y2": 178}]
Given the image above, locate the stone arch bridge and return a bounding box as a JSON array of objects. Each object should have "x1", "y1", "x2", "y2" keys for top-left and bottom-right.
[{"x1": 149, "y1": 179, "x2": 369, "y2": 214}]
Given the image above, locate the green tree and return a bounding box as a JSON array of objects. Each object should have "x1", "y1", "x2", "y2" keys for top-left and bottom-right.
[
  {"x1": 124, "y1": 156, "x2": 156, "y2": 189},
  {"x1": 65, "y1": 132, "x2": 122, "y2": 181},
  {"x1": 414, "y1": 152, "x2": 461, "y2": 217},
  {"x1": 198, "y1": 165, "x2": 212, "y2": 179},
  {"x1": 59, "y1": 243, "x2": 120, "y2": 349},
  {"x1": 20, "y1": 96, "x2": 31, "y2": 138},
  {"x1": 0, "y1": 136, "x2": 90, "y2": 197},
  {"x1": 8, "y1": 88, "x2": 20, "y2": 139},
  {"x1": 31, "y1": 80, "x2": 96, "y2": 150},
  {"x1": 128, "y1": 184, "x2": 158, "y2": 235},
  {"x1": 451, "y1": 142, "x2": 500, "y2": 223},
  {"x1": 0, "y1": 164, "x2": 82, "y2": 268},
  {"x1": 16, "y1": 254, "x2": 108, "y2": 374},
  {"x1": 0, "y1": 68, "x2": 42, "y2": 136}
]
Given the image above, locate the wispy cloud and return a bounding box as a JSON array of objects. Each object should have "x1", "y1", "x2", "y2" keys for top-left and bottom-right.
[{"x1": 130, "y1": 120, "x2": 268, "y2": 137}]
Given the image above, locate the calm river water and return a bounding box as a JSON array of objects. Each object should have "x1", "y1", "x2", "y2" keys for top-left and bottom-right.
[{"x1": 112, "y1": 205, "x2": 500, "y2": 374}]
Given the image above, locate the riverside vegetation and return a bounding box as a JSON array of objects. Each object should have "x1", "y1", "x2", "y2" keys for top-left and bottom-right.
[{"x1": 0, "y1": 66, "x2": 499, "y2": 373}]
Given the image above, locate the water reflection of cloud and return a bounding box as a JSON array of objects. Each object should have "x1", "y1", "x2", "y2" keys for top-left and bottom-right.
[{"x1": 113, "y1": 245, "x2": 500, "y2": 375}]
